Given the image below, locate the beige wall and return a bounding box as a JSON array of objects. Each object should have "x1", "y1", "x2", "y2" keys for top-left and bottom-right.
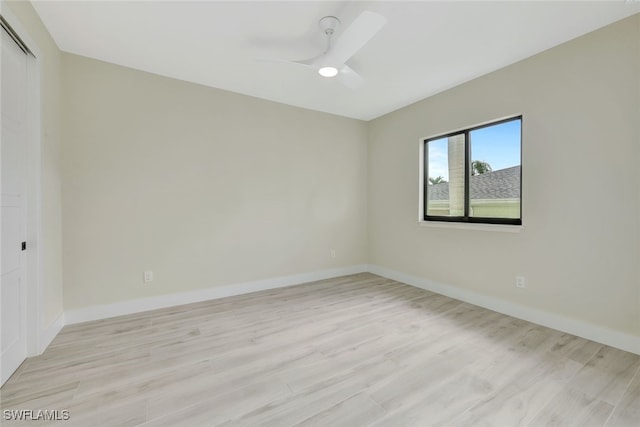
[
  {"x1": 61, "y1": 53, "x2": 368, "y2": 309},
  {"x1": 368, "y1": 15, "x2": 640, "y2": 335},
  {"x1": 4, "y1": 0, "x2": 64, "y2": 328}
]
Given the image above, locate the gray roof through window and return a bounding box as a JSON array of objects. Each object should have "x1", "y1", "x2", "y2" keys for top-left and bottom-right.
[{"x1": 428, "y1": 165, "x2": 520, "y2": 200}]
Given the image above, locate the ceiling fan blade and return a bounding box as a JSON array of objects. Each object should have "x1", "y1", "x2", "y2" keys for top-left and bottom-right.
[
  {"x1": 256, "y1": 56, "x2": 317, "y2": 70},
  {"x1": 294, "y1": 53, "x2": 325, "y2": 68},
  {"x1": 338, "y1": 65, "x2": 364, "y2": 89},
  {"x1": 326, "y1": 11, "x2": 386, "y2": 65}
]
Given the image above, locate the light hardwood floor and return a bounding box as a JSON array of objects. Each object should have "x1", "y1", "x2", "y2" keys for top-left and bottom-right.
[{"x1": 1, "y1": 273, "x2": 639, "y2": 426}]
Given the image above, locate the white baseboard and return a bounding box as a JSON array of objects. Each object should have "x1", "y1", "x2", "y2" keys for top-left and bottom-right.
[
  {"x1": 368, "y1": 264, "x2": 640, "y2": 356},
  {"x1": 65, "y1": 264, "x2": 369, "y2": 325},
  {"x1": 49, "y1": 263, "x2": 640, "y2": 357},
  {"x1": 39, "y1": 312, "x2": 64, "y2": 353}
]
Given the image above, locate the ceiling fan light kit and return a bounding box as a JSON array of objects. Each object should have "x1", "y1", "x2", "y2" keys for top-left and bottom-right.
[{"x1": 318, "y1": 66, "x2": 339, "y2": 77}]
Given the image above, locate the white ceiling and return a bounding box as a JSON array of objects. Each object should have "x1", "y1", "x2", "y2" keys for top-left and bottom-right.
[{"x1": 32, "y1": 1, "x2": 640, "y2": 121}]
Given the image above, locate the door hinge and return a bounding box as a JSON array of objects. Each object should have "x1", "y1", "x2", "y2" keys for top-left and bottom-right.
[{"x1": 21, "y1": 241, "x2": 26, "y2": 251}]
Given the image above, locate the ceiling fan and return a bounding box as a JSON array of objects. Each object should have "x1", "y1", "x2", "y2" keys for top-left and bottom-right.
[{"x1": 269, "y1": 11, "x2": 386, "y2": 89}]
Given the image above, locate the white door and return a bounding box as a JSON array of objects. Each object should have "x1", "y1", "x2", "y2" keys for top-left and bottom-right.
[{"x1": 1, "y1": 24, "x2": 29, "y2": 386}]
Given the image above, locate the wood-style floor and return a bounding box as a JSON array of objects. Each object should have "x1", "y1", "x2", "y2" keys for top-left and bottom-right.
[{"x1": 1, "y1": 273, "x2": 639, "y2": 426}]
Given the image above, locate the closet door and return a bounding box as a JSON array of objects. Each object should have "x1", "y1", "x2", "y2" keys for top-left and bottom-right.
[{"x1": 1, "y1": 23, "x2": 29, "y2": 386}]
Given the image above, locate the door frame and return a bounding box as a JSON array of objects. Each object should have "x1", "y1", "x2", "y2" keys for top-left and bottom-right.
[{"x1": 1, "y1": 2, "x2": 45, "y2": 358}]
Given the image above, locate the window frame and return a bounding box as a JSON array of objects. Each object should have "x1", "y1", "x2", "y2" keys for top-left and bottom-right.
[{"x1": 422, "y1": 116, "x2": 522, "y2": 226}]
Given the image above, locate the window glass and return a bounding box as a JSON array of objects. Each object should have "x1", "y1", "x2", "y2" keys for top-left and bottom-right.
[
  {"x1": 426, "y1": 135, "x2": 464, "y2": 217},
  {"x1": 423, "y1": 117, "x2": 521, "y2": 225},
  {"x1": 469, "y1": 120, "x2": 521, "y2": 219}
]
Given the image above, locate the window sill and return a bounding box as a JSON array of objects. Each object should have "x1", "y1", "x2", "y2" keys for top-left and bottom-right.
[{"x1": 418, "y1": 220, "x2": 523, "y2": 233}]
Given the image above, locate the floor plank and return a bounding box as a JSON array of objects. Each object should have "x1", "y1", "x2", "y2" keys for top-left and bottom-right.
[{"x1": 1, "y1": 273, "x2": 639, "y2": 427}]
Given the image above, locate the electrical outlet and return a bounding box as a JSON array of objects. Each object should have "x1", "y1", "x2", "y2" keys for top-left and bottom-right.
[
  {"x1": 515, "y1": 276, "x2": 525, "y2": 289},
  {"x1": 144, "y1": 271, "x2": 153, "y2": 283},
  {"x1": 330, "y1": 249, "x2": 336, "y2": 258}
]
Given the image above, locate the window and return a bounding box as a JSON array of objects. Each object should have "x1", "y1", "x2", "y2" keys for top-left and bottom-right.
[{"x1": 423, "y1": 116, "x2": 521, "y2": 225}]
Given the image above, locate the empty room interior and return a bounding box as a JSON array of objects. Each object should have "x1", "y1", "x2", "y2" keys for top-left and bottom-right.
[{"x1": 2, "y1": 0, "x2": 640, "y2": 425}]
